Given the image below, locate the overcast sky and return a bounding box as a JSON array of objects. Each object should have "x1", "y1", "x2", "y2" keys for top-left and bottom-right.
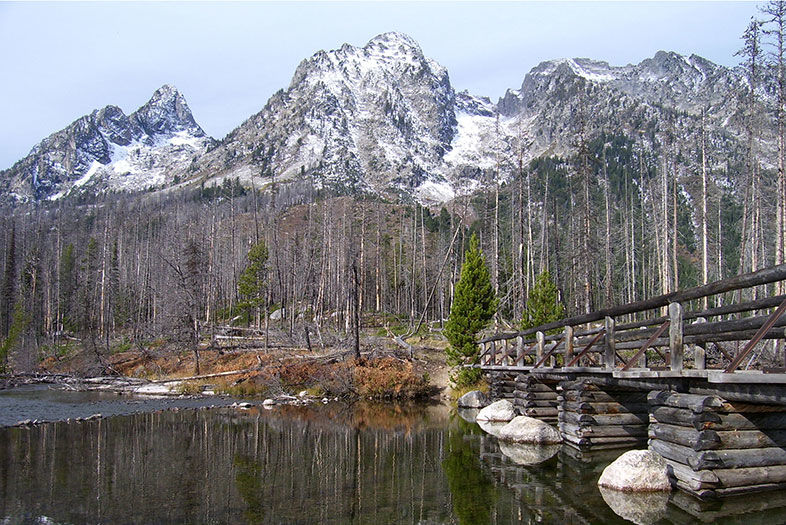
[{"x1": 0, "y1": 1, "x2": 760, "y2": 170}]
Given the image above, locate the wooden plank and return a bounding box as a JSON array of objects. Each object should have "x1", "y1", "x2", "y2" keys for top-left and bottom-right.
[{"x1": 707, "y1": 371, "x2": 786, "y2": 385}]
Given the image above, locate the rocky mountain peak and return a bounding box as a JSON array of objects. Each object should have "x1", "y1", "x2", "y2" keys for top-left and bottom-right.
[
  {"x1": 363, "y1": 32, "x2": 424, "y2": 60},
  {"x1": 131, "y1": 84, "x2": 205, "y2": 139}
]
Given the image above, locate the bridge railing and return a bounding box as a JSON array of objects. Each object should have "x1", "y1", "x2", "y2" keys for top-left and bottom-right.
[{"x1": 477, "y1": 264, "x2": 786, "y2": 375}]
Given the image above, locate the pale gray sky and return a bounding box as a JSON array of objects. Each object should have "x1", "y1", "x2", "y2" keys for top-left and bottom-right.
[{"x1": 0, "y1": 1, "x2": 760, "y2": 170}]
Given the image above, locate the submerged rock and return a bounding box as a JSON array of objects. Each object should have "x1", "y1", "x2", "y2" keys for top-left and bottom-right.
[
  {"x1": 498, "y1": 441, "x2": 560, "y2": 465},
  {"x1": 476, "y1": 399, "x2": 516, "y2": 422},
  {"x1": 457, "y1": 390, "x2": 489, "y2": 408},
  {"x1": 498, "y1": 416, "x2": 562, "y2": 444},
  {"x1": 599, "y1": 486, "x2": 669, "y2": 525},
  {"x1": 598, "y1": 450, "x2": 671, "y2": 492},
  {"x1": 477, "y1": 420, "x2": 508, "y2": 437}
]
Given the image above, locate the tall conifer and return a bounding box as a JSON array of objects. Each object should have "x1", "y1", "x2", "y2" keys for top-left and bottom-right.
[{"x1": 444, "y1": 233, "x2": 497, "y2": 386}]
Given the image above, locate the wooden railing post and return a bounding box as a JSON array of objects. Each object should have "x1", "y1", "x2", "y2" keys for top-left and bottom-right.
[
  {"x1": 564, "y1": 325, "x2": 574, "y2": 367},
  {"x1": 516, "y1": 336, "x2": 523, "y2": 366},
  {"x1": 536, "y1": 332, "x2": 545, "y2": 364},
  {"x1": 694, "y1": 317, "x2": 706, "y2": 370},
  {"x1": 605, "y1": 316, "x2": 616, "y2": 370},
  {"x1": 669, "y1": 302, "x2": 683, "y2": 373},
  {"x1": 490, "y1": 340, "x2": 497, "y2": 366}
]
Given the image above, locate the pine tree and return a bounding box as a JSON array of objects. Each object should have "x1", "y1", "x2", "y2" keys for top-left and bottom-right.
[
  {"x1": 1, "y1": 225, "x2": 16, "y2": 339},
  {"x1": 238, "y1": 240, "x2": 269, "y2": 327},
  {"x1": 444, "y1": 233, "x2": 497, "y2": 386},
  {"x1": 522, "y1": 271, "x2": 565, "y2": 330}
]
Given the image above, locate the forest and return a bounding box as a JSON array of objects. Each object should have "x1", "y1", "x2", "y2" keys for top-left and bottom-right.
[{"x1": 1, "y1": 5, "x2": 786, "y2": 374}]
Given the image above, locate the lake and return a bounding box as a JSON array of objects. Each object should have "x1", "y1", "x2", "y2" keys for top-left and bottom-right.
[{"x1": 1, "y1": 387, "x2": 786, "y2": 524}]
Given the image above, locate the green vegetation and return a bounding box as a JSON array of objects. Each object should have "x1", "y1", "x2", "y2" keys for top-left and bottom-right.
[
  {"x1": 238, "y1": 240, "x2": 269, "y2": 326},
  {"x1": 444, "y1": 233, "x2": 497, "y2": 388},
  {"x1": 522, "y1": 271, "x2": 565, "y2": 331}
]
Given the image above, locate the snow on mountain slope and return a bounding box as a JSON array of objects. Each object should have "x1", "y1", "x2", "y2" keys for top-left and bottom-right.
[
  {"x1": 0, "y1": 33, "x2": 759, "y2": 205},
  {"x1": 1, "y1": 85, "x2": 211, "y2": 202}
]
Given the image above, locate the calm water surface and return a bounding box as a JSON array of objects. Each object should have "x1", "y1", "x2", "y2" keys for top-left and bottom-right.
[{"x1": 1, "y1": 389, "x2": 786, "y2": 524}]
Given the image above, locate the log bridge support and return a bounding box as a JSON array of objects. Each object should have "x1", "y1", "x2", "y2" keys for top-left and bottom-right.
[{"x1": 477, "y1": 264, "x2": 786, "y2": 499}]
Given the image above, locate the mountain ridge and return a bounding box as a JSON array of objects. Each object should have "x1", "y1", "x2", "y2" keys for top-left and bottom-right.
[{"x1": 0, "y1": 32, "x2": 757, "y2": 204}]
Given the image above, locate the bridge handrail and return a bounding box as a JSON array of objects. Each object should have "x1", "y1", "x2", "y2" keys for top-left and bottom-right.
[{"x1": 479, "y1": 264, "x2": 786, "y2": 344}]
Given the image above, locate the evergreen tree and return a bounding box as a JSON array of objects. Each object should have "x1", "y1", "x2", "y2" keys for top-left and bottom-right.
[
  {"x1": 59, "y1": 243, "x2": 77, "y2": 332},
  {"x1": 444, "y1": 233, "x2": 497, "y2": 386},
  {"x1": 1, "y1": 225, "x2": 16, "y2": 339},
  {"x1": 0, "y1": 302, "x2": 29, "y2": 372},
  {"x1": 522, "y1": 271, "x2": 565, "y2": 330},
  {"x1": 238, "y1": 240, "x2": 269, "y2": 326}
]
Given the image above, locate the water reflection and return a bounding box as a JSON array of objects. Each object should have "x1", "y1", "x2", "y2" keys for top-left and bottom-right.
[{"x1": 3, "y1": 402, "x2": 786, "y2": 524}]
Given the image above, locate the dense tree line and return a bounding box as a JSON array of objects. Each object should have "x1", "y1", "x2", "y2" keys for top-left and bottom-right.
[{"x1": 2, "y1": 4, "x2": 786, "y2": 371}]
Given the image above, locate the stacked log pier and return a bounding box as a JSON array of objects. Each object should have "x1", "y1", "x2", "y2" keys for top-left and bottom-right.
[
  {"x1": 513, "y1": 375, "x2": 559, "y2": 424},
  {"x1": 487, "y1": 371, "x2": 518, "y2": 403},
  {"x1": 648, "y1": 390, "x2": 786, "y2": 499},
  {"x1": 557, "y1": 380, "x2": 649, "y2": 450}
]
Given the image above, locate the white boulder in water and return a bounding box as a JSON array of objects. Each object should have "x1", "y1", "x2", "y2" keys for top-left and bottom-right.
[
  {"x1": 498, "y1": 415, "x2": 562, "y2": 444},
  {"x1": 598, "y1": 450, "x2": 671, "y2": 492},
  {"x1": 476, "y1": 399, "x2": 516, "y2": 422}
]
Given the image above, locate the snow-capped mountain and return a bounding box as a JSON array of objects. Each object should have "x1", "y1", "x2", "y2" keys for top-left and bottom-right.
[
  {"x1": 187, "y1": 34, "x2": 752, "y2": 204},
  {"x1": 1, "y1": 85, "x2": 211, "y2": 201},
  {"x1": 0, "y1": 33, "x2": 758, "y2": 205},
  {"x1": 189, "y1": 32, "x2": 471, "y2": 202}
]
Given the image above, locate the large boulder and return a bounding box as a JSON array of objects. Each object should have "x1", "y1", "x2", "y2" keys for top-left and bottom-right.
[
  {"x1": 457, "y1": 390, "x2": 490, "y2": 408},
  {"x1": 598, "y1": 450, "x2": 671, "y2": 492},
  {"x1": 476, "y1": 400, "x2": 516, "y2": 422},
  {"x1": 499, "y1": 441, "x2": 560, "y2": 465},
  {"x1": 498, "y1": 416, "x2": 562, "y2": 444}
]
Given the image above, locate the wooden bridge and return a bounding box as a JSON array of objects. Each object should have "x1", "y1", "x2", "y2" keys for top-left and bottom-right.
[{"x1": 476, "y1": 264, "x2": 786, "y2": 499}]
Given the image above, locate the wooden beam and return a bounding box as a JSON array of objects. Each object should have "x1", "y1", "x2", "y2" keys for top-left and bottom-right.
[
  {"x1": 621, "y1": 320, "x2": 670, "y2": 371},
  {"x1": 670, "y1": 302, "x2": 684, "y2": 373},
  {"x1": 725, "y1": 297, "x2": 786, "y2": 373},
  {"x1": 605, "y1": 316, "x2": 616, "y2": 370}
]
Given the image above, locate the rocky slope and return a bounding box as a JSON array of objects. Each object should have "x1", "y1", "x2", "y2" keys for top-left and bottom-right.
[
  {"x1": 1, "y1": 85, "x2": 211, "y2": 202},
  {"x1": 0, "y1": 33, "x2": 760, "y2": 204}
]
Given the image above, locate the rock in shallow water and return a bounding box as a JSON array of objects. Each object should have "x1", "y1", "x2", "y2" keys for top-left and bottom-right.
[
  {"x1": 498, "y1": 415, "x2": 562, "y2": 444},
  {"x1": 598, "y1": 450, "x2": 671, "y2": 492},
  {"x1": 598, "y1": 486, "x2": 669, "y2": 525},
  {"x1": 476, "y1": 399, "x2": 516, "y2": 422},
  {"x1": 457, "y1": 390, "x2": 489, "y2": 408}
]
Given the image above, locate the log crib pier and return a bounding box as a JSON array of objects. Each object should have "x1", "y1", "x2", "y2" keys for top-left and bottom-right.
[{"x1": 476, "y1": 264, "x2": 786, "y2": 498}]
